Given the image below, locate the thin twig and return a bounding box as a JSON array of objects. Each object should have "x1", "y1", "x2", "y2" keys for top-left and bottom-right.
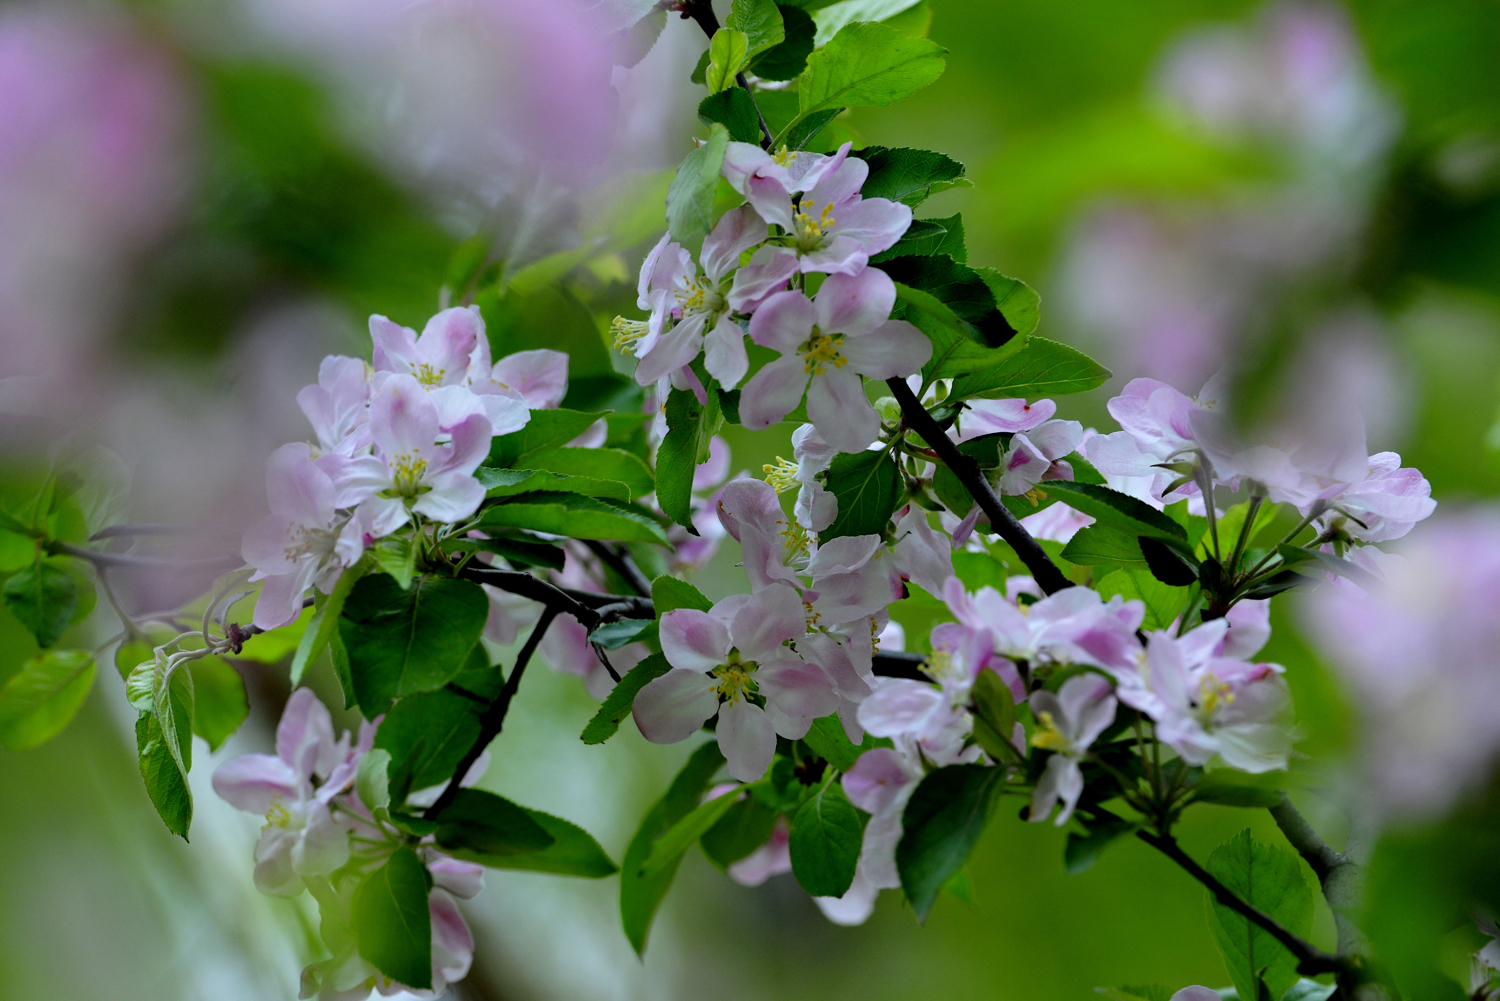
[
  {"x1": 582, "y1": 540, "x2": 653, "y2": 597},
  {"x1": 886, "y1": 377, "x2": 1073, "y2": 594},
  {"x1": 51, "y1": 541, "x2": 244, "y2": 572},
  {"x1": 424, "y1": 607, "x2": 559, "y2": 820},
  {"x1": 1270, "y1": 794, "x2": 1375, "y2": 972},
  {"x1": 1136, "y1": 829, "x2": 1345, "y2": 978}
]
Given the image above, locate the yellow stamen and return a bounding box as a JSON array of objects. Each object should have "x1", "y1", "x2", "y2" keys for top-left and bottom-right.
[
  {"x1": 414, "y1": 362, "x2": 447, "y2": 387},
  {"x1": 1031, "y1": 710, "x2": 1069, "y2": 752},
  {"x1": 792, "y1": 201, "x2": 837, "y2": 252},
  {"x1": 772, "y1": 145, "x2": 795, "y2": 167},
  {"x1": 610, "y1": 316, "x2": 649, "y2": 352},
  {"x1": 763, "y1": 457, "x2": 799, "y2": 493},
  {"x1": 265, "y1": 797, "x2": 292, "y2": 828},
  {"x1": 712, "y1": 653, "x2": 756, "y2": 702},
  {"x1": 800, "y1": 328, "x2": 847, "y2": 375},
  {"x1": 1196, "y1": 676, "x2": 1236, "y2": 717},
  {"x1": 803, "y1": 599, "x2": 823, "y2": 631},
  {"x1": 390, "y1": 454, "x2": 429, "y2": 498}
]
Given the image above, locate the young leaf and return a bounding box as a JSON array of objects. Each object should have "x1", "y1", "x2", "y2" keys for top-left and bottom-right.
[
  {"x1": 529, "y1": 447, "x2": 655, "y2": 500},
  {"x1": 3, "y1": 556, "x2": 78, "y2": 648},
  {"x1": 699, "y1": 89, "x2": 763, "y2": 145},
  {"x1": 789, "y1": 781, "x2": 865, "y2": 897},
  {"x1": 811, "y1": 0, "x2": 926, "y2": 45},
  {"x1": 726, "y1": 0, "x2": 785, "y2": 55},
  {"x1": 1204, "y1": 829, "x2": 1314, "y2": 1001},
  {"x1": 461, "y1": 805, "x2": 618, "y2": 878},
  {"x1": 656, "y1": 385, "x2": 723, "y2": 531},
  {"x1": 189, "y1": 656, "x2": 248, "y2": 752},
  {"x1": 640, "y1": 788, "x2": 742, "y2": 876},
  {"x1": 374, "y1": 689, "x2": 484, "y2": 794},
  {"x1": 478, "y1": 467, "x2": 631, "y2": 503},
  {"x1": 795, "y1": 21, "x2": 945, "y2": 121},
  {"x1": 1061, "y1": 525, "x2": 1148, "y2": 570},
  {"x1": 949, "y1": 336, "x2": 1112, "y2": 402},
  {"x1": 582, "y1": 654, "x2": 674, "y2": 745},
  {"x1": 432, "y1": 788, "x2": 556, "y2": 858},
  {"x1": 976, "y1": 268, "x2": 1042, "y2": 338},
  {"x1": 290, "y1": 566, "x2": 363, "y2": 686},
  {"x1": 801, "y1": 714, "x2": 878, "y2": 772},
  {"x1": 488, "y1": 409, "x2": 606, "y2": 468},
  {"x1": 700, "y1": 796, "x2": 780, "y2": 868},
  {"x1": 706, "y1": 28, "x2": 750, "y2": 93},
  {"x1": 896, "y1": 283, "x2": 1028, "y2": 380},
  {"x1": 373, "y1": 536, "x2": 417, "y2": 590},
  {"x1": 0, "y1": 649, "x2": 95, "y2": 750},
  {"x1": 896, "y1": 763, "x2": 1003, "y2": 921},
  {"x1": 481, "y1": 492, "x2": 671, "y2": 546},
  {"x1": 353, "y1": 847, "x2": 434, "y2": 990},
  {"x1": 137, "y1": 709, "x2": 192, "y2": 839},
  {"x1": 666, "y1": 124, "x2": 730, "y2": 245},
  {"x1": 621, "y1": 741, "x2": 726, "y2": 954},
  {"x1": 824, "y1": 448, "x2": 901, "y2": 540},
  {"x1": 851, "y1": 146, "x2": 967, "y2": 208},
  {"x1": 357, "y1": 748, "x2": 393, "y2": 821},
  {"x1": 651, "y1": 575, "x2": 713, "y2": 614},
  {"x1": 749, "y1": 3, "x2": 814, "y2": 81},
  {"x1": 970, "y1": 670, "x2": 1019, "y2": 763},
  {"x1": 1041, "y1": 482, "x2": 1187, "y2": 543},
  {"x1": 337, "y1": 574, "x2": 490, "y2": 717}
]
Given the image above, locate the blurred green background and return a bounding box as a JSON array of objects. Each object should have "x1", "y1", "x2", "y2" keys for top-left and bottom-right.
[{"x1": 3, "y1": 0, "x2": 1499, "y2": 998}]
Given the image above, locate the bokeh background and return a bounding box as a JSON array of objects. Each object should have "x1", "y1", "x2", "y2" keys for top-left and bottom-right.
[{"x1": 3, "y1": 0, "x2": 1500, "y2": 998}]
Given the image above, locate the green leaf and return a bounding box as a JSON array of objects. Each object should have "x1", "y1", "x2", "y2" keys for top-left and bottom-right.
[
  {"x1": 621, "y1": 741, "x2": 726, "y2": 954},
  {"x1": 823, "y1": 448, "x2": 901, "y2": 540},
  {"x1": 374, "y1": 689, "x2": 484, "y2": 796},
  {"x1": 811, "y1": 0, "x2": 926, "y2": 45},
  {"x1": 892, "y1": 283, "x2": 1028, "y2": 380},
  {"x1": 445, "y1": 533, "x2": 564, "y2": 571},
  {"x1": 726, "y1": 0, "x2": 785, "y2": 55},
  {"x1": 698, "y1": 88, "x2": 763, "y2": 145},
  {"x1": 749, "y1": 4, "x2": 814, "y2": 80},
  {"x1": 949, "y1": 336, "x2": 1111, "y2": 401},
  {"x1": 784, "y1": 22, "x2": 944, "y2": 143},
  {"x1": 789, "y1": 782, "x2": 865, "y2": 897},
  {"x1": 871, "y1": 214, "x2": 966, "y2": 264},
  {"x1": 851, "y1": 146, "x2": 967, "y2": 208},
  {"x1": 337, "y1": 574, "x2": 490, "y2": 717},
  {"x1": 1096, "y1": 986, "x2": 1174, "y2": 1001},
  {"x1": 3, "y1": 556, "x2": 78, "y2": 648},
  {"x1": 455, "y1": 805, "x2": 618, "y2": 877},
  {"x1": 488, "y1": 409, "x2": 606, "y2": 468},
  {"x1": 1204, "y1": 829, "x2": 1314, "y2": 1001},
  {"x1": 640, "y1": 788, "x2": 741, "y2": 876},
  {"x1": 477, "y1": 467, "x2": 631, "y2": 503},
  {"x1": 0, "y1": 649, "x2": 95, "y2": 750},
  {"x1": 432, "y1": 788, "x2": 556, "y2": 858},
  {"x1": 1191, "y1": 771, "x2": 1293, "y2": 809},
  {"x1": 1282, "y1": 979, "x2": 1337, "y2": 1001},
  {"x1": 480, "y1": 492, "x2": 670, "y2": 546},
  {"x1": 1140, "y1": 535, "x2": 1201, "y2": 587},
  {"x1": 801, "y1": 714, "x2": 876, "y2": 772},
  {"x1": 1061, "y1": 525, "x2": 1148, "y2": 570},
  {"x1": 881, "y1": 255, "x2": 1013, "y2": 338},
  {"x1": 1096, "y1": 568, "x2": 1190, "y2": 632},
  {"x1": 357, "y1": 749, "x2": 393, "y2": 821},
  {"x1": 589, "y1": 618, "x2": 654, "y2": 650},
  {"x1": 529, "y1": 447, "x2": 655, "y2": 501},
  {"x1": 114, "y1": 637, "x2": 153, "y2": 680},
  {"x1": 0, "y1": 530, "x2": 34, "y2": 572},
  {"x1": 897, "y1": 763, "x2": 1003, "y2": 921},
  {"x1": 289, "y1": 566, "x2": 363, "y2": 687},
  {"x1": 666, "y1": 124, "x2": 730, "y2": 245},
  {"x1": 970, "y1": 670, "x2": 1019, "y2": 763},
  {"x1": 189, "y1": 656, "x2": 248, "y2": 752},
  {"x1": 1041, "y1": 482, "x2": 1187, "y2": 543},
  {"x1": 352, "y1": 847, "x2": 434, "y2": 990},
  {"x1": 701, "y1": 796, "x2": 780, "y2": 868},
  {"x1": 706, "y1": 28, "x2": 750, "y2": 93},
  {"x1": 651, "y1": 575, "x2": 713, "y2": 614},
  {"x1": 1063, "y1": 815, "x2": 1138, "y2": 874},
  {"x1": 657, "y1": 385, "x2": 723, "y2": 530},
  {"x1": 976, "y1": 268, "x2": 1043, "y2": 338},
  {"x1": 136, "y1": 709, "x2": 192, "y2": 839},
  {"x1": 582, "y1": 653, "x2": 673, "y2": 745}
]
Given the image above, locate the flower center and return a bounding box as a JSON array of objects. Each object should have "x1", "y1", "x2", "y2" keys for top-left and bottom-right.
[
  {"x1": 1031, "y1": 710, "x2": 1071, "y2": 752},
  {"x1": 389, "y1": 453, "x2": 430, "y2": 499},
  {"x1": 284, "y1": 522, "x2": 342, "y2": 563},
  {"x1": 793, "y1": 201, "x2": 837, "y2": 252},
  {"x1": 803, "y1": 598, "x2": 822, "y2": 631},
  {"x1": 781, "y1": 518, "x2": 811, "y2": 564},
  {"x1": 763, "y1": 456, "x2": 799, "y2": 493},
  {"x1": 610, "y1": 316, "x2": 650, "y2": 352},
  {"x1": 265, "y1": 796, "x2": 294, "y2": 829},
  {"x1": 772, "y1": 145, "x2": 795, "y2": 167},
  {"x1": 800, "y1": 327, "x2": 847, "y2": 375},
  {"x1": 677, "y1": 276, "x2": 726, "y2": 317},
  {"x1": 1192, "y1": 675, "x2": 1235, "y2": 719},
  {"x1": 414, "y1": 362, "x2": 447, "y2": 387},
  {"x1": 713, "y1": 652, "x2": 757, "y2": 702}
]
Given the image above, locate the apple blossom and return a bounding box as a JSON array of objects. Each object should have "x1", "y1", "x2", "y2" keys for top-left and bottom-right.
[
  {"x1": 995, "y1": 418, "x2": 1085, "y2": 495},
  {"x1": 943, "y1": 578, "x2": 1145, "y2": 675},
  {"x1": 762, "y1": 423, "x2": 840, "y2": 532},
  {"x1": 1028, "y1": 673, "x2": 1118, "y2": 826},
  {"x1": 297, "y1": 355, "x2": 372, "y2": 456}
]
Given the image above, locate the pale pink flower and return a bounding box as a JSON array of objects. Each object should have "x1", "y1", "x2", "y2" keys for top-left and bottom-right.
[
  {"x1": 490, "y1": 349, "x2": 569, "y2": 409},
  {"x1": 953, "y1": 397, "x2": 1057, "y2": 441},
  {"x1": 803, "y1": 534, "x2": 905, "y2": 626},
  {"x1": 1028, "y1": 673, "x2": 1117, "y2": 826},
  {"x1": 297, "y1": 355, "x2": 372, "y2": 455},
  {"x1": 892, "y1": 503, "x2": 955, "y2": 596},
  {"x1": 996, "y1": 419, "x2": 1085, "y2": 495},
  {"x1": 943, "y1": 579, "x2": 1145, "y2": 675},
  {"x1": 741, "y1": 268, "x2": 930, "y2": 451},
  {"x1": 716, "y1": 477, "x2": 807, "y2": 592}
]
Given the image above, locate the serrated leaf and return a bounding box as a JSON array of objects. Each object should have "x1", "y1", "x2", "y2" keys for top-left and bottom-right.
[
  {"x1": 0, "y1": 648, "x2": 95, "y2": 750},
  {"x1": 893, "y1": 282, "x2": 1027, "y2": 380},
  {"x1": 811, "y1": 0, "x2": 925, "y2": 45},
  {"x1": 444, "y1": 533, "x2": 565, "y2": 571},
  {"x1": 432, "y1": 788, "x2": 555, "y2": 858},
  {"x1": 651, "y1": 576, "x2": 713, "y2": 614},
  {"x1": 782, "y1": 21, "x2": 944, "y2": 143},
  {"x1": 970, "y1": 670, "x2": 1019, "y2": 763},
  {"x1": 667, "y1": 124, "x2": 730, "y2": 245},
  {"x1": 480, "y1": 491, "x2": 670, "y2": 545},
  {"x1": 976, "y1": 268, "x2": 1042, "y2": 337},
  {"x1": 699, "y1": 88, "x2": 763, "y2": 145},
  {"x1": 1062, "y1": 525, "x2": 1148, "y2": 570},
  {"x1": 789, "y1": 782, "x2": 865, "y2": 897},
  {"x1": 3, "y1": 556, "x2": 78, "y2": 648},
  {"x1": 589, "y1": 618, "x2": 654, "y2": 650},
  {"x1": 656, "y1": 385, "x2": 723, "y2": 531},
  {"x1": 137, "y1": 709, "x2": 192, "y2": 839},
  {"x1": 374, "y1": 689, "x2": 484, "y2": 796},
  {"x1": 530, "y1": 447, "x2": 655, "y2": 500},
  {"x1": 1042, "y1": 482, "x2": 1187, "y2": 543},
  {"x1": 726, "y1": 0, "x2": 785, "y2": 55},
  {"x1": 189, "y1": 656, "x2": 248, "y2": 752},
  {"x1": 897, "y1": 763, "x2": 1003, "y2": 921},
  {"x1": 852, "y1": 145, "x2": 966, "y2": 208},
  {"x1": 353, "y1": 847, "x2": 433, "y2": 989},
  {"x1": 477, "y1": 467, "x2": 631, "y2": 502},
  {"x1": 824, "y1": 448, "x2": 901, "y2": 540},
  {"x1": 749, "y1": 3, "x2": 813, "y2": 80},
  {"x1": 1204, "y1": 829, "x2": 1313, "y2": 1001},
  {"x1": 452, "y1": 805, "x2": 617, "y2": 878},
  {"x1": 706, "y1": 28, "x2": 750, "y2": 93},
  {"x1": 949, "y1": 336, "x2": 1111, "y2": 401},
  {"x1": 870, "y1": 213, "x2": 966, "y2": 263}
]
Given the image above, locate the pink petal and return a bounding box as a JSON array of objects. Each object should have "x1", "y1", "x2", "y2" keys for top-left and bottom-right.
[
  {"x1": 634, "y1": 669, "x2": 719, "y2": 744},
  {"x1": 370, "y1": 374, "x2": 441, "y2": 459},
  {"x1": 857, "y1": 678, "x2": 944, "y2": 737},
  {"x1": 842, "y1": 747, "x2": 915, "y2": 815},
  {"x1": 369, "y1": 314, "x2": 418, "y2": 373},
  {"x1": 703, "y1": 314, "x2": 749, "y2": 389},
  {"x1": 491, "y1": 349, "x2": 569, "y2": 409},
  {"x1": 278, "y1": 687, "x2": 338, "y2": 778},
  {"x1": 211, "y1": 754, "x2": 301, "y2": 815},
  {"x1": 717, "y1": 699, "x2": 776, "y2": 781},
  {"x1": 828, "y1": 196, "x2": 912, "y2": 258},
  {"x1": 701, "y1": 205, "x2": 768, "y2": 280},
  {"x1": 807, "y1": 367, "x2": 880, "y2": 452},
  {"x1": 739, "y1": 355, "x2": 809, "y2": 431},
  {"x1": 756, "y1": 658, "x2": 839, "y2": 729},
  {"x1": 729, "y1": 583, "x2": 807, "y2": 661},
  {"x1": 427, "y1": 856, "x2": 485, "y2": 899},
  {"x1": 635, "y1": 312, "x2": 707, "y2": 386},
  {"x1": 748, "y1": 289, "x2": 816, "y2": 354},
  {"x1": 728, "y1": 246, "x2": 799, "y2": 313},
  {"x1": 660, "y1": 608, "x2": 731, "y2": 672},
  {"x1": 814, "y1": 267, "x2": 896, "y2": 337},
  {"x1": 840, "y1": 320, "x2": 932, "y2": 379}
]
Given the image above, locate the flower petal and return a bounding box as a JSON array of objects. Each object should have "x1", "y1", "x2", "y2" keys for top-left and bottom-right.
[
  {"x1": 718, "y1": 699, "x2": 777, "y2": 781},
  {"x1": 633, "y1": 668, "x2": 719, "y2": 744},
  {"x1": 748, "y1": 289, "x2": 816, "y2": 354},
  {"x1": 739, "y1": 355, "x2": 809, "y2": 431},
  {"x1": 660, "y1": 608, "x2": 731, "y2": 672},
  {"x1": 840, "y1": 320, "x2": 932, "y2": 380},
  {"x1": 807, "y1": 367, "x2": 880, "y2": 452}
]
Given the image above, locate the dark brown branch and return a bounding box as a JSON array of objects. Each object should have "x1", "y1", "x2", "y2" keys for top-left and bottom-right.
[
  {"x1": 456, "y1": 565, "x2": 602, "y2": 629},
  {"x1": 1137, "y1": 829, "x2": 1345, "y2": 978},
  {"x1": 582, "y1": 540, "x2": 653, "y2": 597},
  {"x1": 425, "y1": 606, "x2": 559, "y2": 820},
  {"x1": 886, "y1": 378, "x2": 1073, "y2": 594}
]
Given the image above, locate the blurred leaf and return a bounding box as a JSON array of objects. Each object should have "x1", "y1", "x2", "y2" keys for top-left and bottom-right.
[
  {"x1": 188, "y1": 656, "x2": 248, "y2": 752},
  {"x1": 701, "y1": 796, "x2": 779, "y2": 868},
  {"x1": 0, "y1": 530, "x2": 33, "y2": 573},
  {"x1": 581, "y1": 652, "x2": 672, "y2": 745},
  {"x1": 621, "y1": 741, "x2": 726, "y2": 954},
  {"x1": 480, "y1": 492, "x2": 670, "y2": 545},
  {"x1": 488, "y1": 409, "x2": 606, "y2": 468},
  {"x1": 115, "y1": 637, "x2": 154, "y2": 681},
  {"x1": 356, "y1": 749, "x2": 392, "y2": 822},
  {"x1": 824, "y1": 448, "x2": 902, "y2": 540},
  {"x1": 1096, "y1": 986, "x2": 1174, "y2": 1001},
  {"x1": 785, "y1": 22, "x2": 946, "y2": 141},
  {"x1": 353, "y1": 847, "x2": 433, "y2": 990},
  {"x1": 658, "y1": 386, "x2": 724, "y2": 531},
  {"x1": 432, "y1": 788, "x2": 555, "y2": 857},
  {"x1": 897, "y1": 763, "x2": 1004, "y2": 921},
  {"x1": 4, "y1": 556, "x2": 77, "y2": 648},
  {"x1": 479, "y1": 284, "x2": 614, "y2": 376},
  {"x1": 1064, "y1": 815, "x2": 1138, "y2": 873},
  {"x1": 640, "y1": 788, "x2": 741, "y2": 876},
  {"x1": 751, "y1": 4, "x2": 815, "y2": 81},
  {"x1": 0, "y1": 649, "x2": 95, "y2": 750},
  {"x1": 971, "y1": 670, "x2": 1019, "y2": 762},
  {"x1": 452, "y1": 805, "x2": 617, "y2": 877},
  {"x1": 852, "y1": 146, "x2": 968, "y2": 208},
  {"x1": 374, "y1": 689, "x2": 484, "y2": 795},
  {"x1": 337, "y1": 574, "x2": 489, "y2": 717},
  {"x1": 812, "y1": 0, "x2": 927, "y2": 46},
  {"x1": 667, "y1": 124, "x2": 731, "y2": 245},
  {"x1": 790, "y1": 781, "x2": 865, "y2": 897},
  {"x1": 1204, "y1": 829, "x2": 1313, "y2": 1001},
  {"x1": 707, "y1": 29, "x2": 751, "y2": 93}
]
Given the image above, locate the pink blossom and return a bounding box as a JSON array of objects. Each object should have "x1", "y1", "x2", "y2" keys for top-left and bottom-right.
[
  {"x1": 741, "y1": 268, "x2": 930, "y2": 451},
  {"x1": 1315, "y1": 450, "x2": 1436, "y2": 543},
  {"x1": 634, "y1": 584, "x2": 839, "y2": 781},
  {"x1": 762, "y1": 423, "x2": 840, "y2": 532},
  {"x1": 1086, "y1": 377, "x2": 1212, "y2": 504},
  {"x1": 892, "y1": 504, "x2": 954, "y2": 596},
  {"x1": 722, "y1": 142, "x2": 912, "y2": 276},
  {"x1": 803, "y1": 534, "x2": 905, "y2": 626},
  {"x1": 996, "y1": 419, "x2": 1085, "y2": 495},
  {"x1": 727, "y1": 821, "x2": 791, "y2": 887},
  {"x1": 297, "y1": 355, "x2": 372, "y2": 456},
  {"x1": 211, "y1": 689, "x2": 358, "y2": 895},
  {"x1": 716, "y1": 478, "x2": 806, "y2": 592},
  {"x1": 953, "y1": 397, "x2": 1057, "y2": 440},
  {"x1": 943, "y1": 579, "x2": 1145, "y2": 674},
  {"x1": 242, "y1": 443, "x2": 367, "y2": 629},
  {"x1": 490, "y1": 349, "x2": 569, "y2": 409},
  {"x1": 1028, "y1": 673, "x2": 1118, "y2": 826}
]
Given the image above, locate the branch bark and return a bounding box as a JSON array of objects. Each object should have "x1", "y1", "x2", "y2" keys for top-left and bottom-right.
[
  {"x1": 1270, "y1": 795, "x2": 1376, "y2": 969},
  {"x1": 582, "y1": 540, "x2": 653, "y2": 597},
  {"x1": 886, "y1": 378, "x2": 1073, "y2": 594}
]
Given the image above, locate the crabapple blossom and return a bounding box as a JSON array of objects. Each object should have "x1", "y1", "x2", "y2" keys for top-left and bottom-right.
[
  {"x1": 634, "y1": 584, "x2": 840, "y2": 781},
  {"x1": 741, "y1": 267, "x2": 930, "y2": 451},
  {"x1": 1311, "y1": 450, "x2": 1436, "y2": 543},
  {"x1": 953, "y1": 396, "x2": 1057, "y2": 440},
  {"x1": 943, "y1": 578, "x2": 1145, "y2": 676},
  {"x1": 298, "y1": 354, "x2": 371, "y2": 456},
  {"x1": 1115, "y1": 621, "x2": 1292, "y2": 773},
  {"x1": 995, "y1": 418, "x2": 1085, "y2": 495},
  {"x1": 1087, "y1": 376, "x2": 1214, "y2": 504},
  {"x1": 891, "y1": 503, "x2": 956, "y2": 596},
  {"x1": 489, "y1": 348, "x2": 570, "y2": 409},
  {"x1": 762, "y1": 423, "x2": 839, "y2": 532},
  {"x1": 211, "y1": 689, "x2": 364, "y2": 895},
  {"x1": 722, "y1": 141, "x2": 913, "y2": 276},
  {"x1": 1028, "y1": 673, "x2": 1118, "y2": 826}
]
